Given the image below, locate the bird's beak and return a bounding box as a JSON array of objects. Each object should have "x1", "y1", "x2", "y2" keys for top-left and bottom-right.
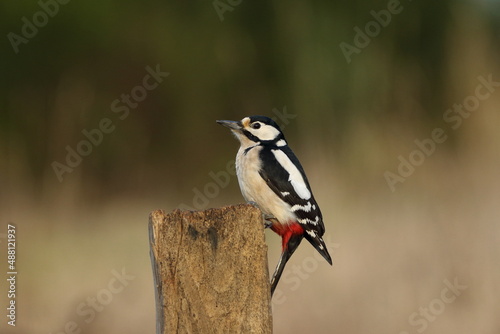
[{"x1": 216, "y1": 120, "x2": 242, "y2": 131}]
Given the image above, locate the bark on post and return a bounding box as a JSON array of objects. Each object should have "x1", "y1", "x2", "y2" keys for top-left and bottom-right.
[{"x1": 149, "y1": 204, "x2": 273, "y2": 334}]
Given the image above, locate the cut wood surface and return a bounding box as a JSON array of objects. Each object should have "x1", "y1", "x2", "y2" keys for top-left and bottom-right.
[{"x1": 149, "y1": 204, "x2": 273, "y2": 334}]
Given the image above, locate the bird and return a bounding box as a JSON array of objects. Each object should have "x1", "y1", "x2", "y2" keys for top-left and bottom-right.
[{"x1": 216, "y1": 115, "x2": 332, "y2": 296}]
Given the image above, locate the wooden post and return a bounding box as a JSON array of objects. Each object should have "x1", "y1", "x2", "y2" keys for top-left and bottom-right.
[{"x1": 149, "y1": 204, "x2": 273, "y2": 334}]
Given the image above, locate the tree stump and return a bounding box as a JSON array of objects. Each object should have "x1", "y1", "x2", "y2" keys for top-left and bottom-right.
[{"x1": 149, "y1": 204, "x2": 273, "y2": 334}]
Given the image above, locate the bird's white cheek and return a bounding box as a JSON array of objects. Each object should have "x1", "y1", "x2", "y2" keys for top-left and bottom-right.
[{"x1": 247, "y1": 124, "x2": 281, "y2": 141}]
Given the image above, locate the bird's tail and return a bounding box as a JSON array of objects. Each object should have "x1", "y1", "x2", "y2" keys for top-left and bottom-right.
[
  {"x1": 271, "y1": 233, "x2": 303, "y2": 296},
  {"x1": 304, "y1": 230, "x2": 333, "y2": 265}
]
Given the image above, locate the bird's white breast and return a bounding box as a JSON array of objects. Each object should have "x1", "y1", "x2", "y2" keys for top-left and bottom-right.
[{"x1": 236, "y1": 145, "x2": 296, "y2": 224}]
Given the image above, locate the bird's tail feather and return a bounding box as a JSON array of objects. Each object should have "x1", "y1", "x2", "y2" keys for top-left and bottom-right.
[
  {"x1": 270, "y1": 234, "x2": 303, "y2": 296},
  {"x1": 305, "y1": 231, "x2": 333, "y2": 265}
]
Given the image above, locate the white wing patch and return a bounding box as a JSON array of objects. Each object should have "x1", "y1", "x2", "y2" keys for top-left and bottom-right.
[
  {"x1": 281, "y1": 191, "x2": 290, "y2": 196},
  {"x1": 306, "y1": 230, "x2": 317, "y2": 237},
  {"x1": 306, "y1": 230, "x2": 325, "y2": 249},
  {"x1": 271, "y1": 149, "x2": 312, "y2": 200},
  {"x1": 276, "y1": 139, "x2": 287, "y2": 147},
  {"x1": 291, "y1": 201, "x2": 312, "y2": 212},
  {"x1": 299, "y1": 216, "x2": 319, "y2": 225}
]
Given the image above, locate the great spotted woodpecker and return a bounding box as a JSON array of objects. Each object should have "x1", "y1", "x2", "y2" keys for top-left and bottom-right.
[{"x1": 217, "y1": 115, "x2": 332, "y2": 296}]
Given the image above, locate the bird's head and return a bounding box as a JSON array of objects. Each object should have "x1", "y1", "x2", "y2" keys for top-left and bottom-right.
[{"x1": 216, "y1": 116, "x2": 286, "y2": 147}]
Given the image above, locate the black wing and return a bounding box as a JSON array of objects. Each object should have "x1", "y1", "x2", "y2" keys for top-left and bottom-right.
[
  {"x1": 258, "y1": 145, "x2": 332, "y2": 264},
  {"x1": 258, "y1": 145, "x2": 325, "y2": 235}
]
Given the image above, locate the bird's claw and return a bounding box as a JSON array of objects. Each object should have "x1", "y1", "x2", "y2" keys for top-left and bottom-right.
[
  {"x1": 262, "y1": 213, "x2": 276, "y2": 229},
  {"x1": 247, "y1": 201, "x2": 275, "y2": 229}
]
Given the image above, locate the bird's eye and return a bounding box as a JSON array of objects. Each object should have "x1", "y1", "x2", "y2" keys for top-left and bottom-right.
[{"x1": 251, "y1": 123, "x2": 261, "y2": 129}]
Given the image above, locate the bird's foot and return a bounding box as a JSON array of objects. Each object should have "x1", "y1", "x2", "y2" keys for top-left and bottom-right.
[
  {"x1": 264, "y1": 219, "x2": 274, "y2": 229},
  {"x1": 247, "y1": 202, "x2": 275, "y2": 229},
  {"x1": 262, "y1": 213, "x2": 276, "y2": 229}
]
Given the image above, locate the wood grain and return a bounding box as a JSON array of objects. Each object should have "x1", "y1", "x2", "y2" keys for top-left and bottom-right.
[{"x1": 149, "y1": 204, "x2": 272, "y2": 334}]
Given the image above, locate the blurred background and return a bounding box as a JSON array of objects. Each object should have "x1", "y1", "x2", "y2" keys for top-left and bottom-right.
[{"x1": 1, "y1": 0, "x2": 499, "y2": 333}]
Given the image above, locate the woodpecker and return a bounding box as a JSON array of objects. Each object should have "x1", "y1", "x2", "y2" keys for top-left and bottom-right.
[{"x1": 217, "y1": 115, "x2": 332, "y2": 296}]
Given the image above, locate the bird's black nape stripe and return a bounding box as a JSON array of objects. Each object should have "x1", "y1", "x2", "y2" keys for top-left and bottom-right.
[
  {"x1": 242, "y1": 129, "x2": 260, "y2": 142},
  {"x1": 244, "y1": 144, "x2": 259, "y2": 155}
]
